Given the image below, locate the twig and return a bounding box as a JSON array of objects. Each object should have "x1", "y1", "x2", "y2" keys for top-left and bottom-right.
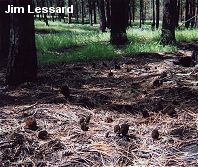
[
  {"x1": 16, "y1": 103, "x2": 38, "y2": 114},
  {"x1": 178, "y1": 14, "x2": 198, "y2": 28}
]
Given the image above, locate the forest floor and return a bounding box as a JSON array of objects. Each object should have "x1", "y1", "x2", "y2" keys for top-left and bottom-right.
[{"x1": 0, "y1": 42, "x2": 198, "y2": 167}]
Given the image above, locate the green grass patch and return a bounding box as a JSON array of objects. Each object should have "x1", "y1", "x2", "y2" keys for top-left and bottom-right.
[
  {"x1": 176, "y1": 29, "x2": 198, "y2": 42},
  {"x1": 36, "y1": 21, "x2": 196, "y2": 66},
  {"x1": 37, "y1": 43, "x2": 118, "y2": 66}
]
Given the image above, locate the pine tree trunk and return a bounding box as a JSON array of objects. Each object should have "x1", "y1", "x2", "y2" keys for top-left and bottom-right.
[
  {"x1": 68, "y1": 0, "x2": 72, "y2": 23},
  {"x1": 185, "y1": 0, "x2": 190, "y2": 28},
  {"x1": 195, "y1": 0, "x2": 198, "y2": 28},
  {"x1": 97, "y1": 0, "x2": 106, "y2": 32},
  {"x1": 0, "y1": 0, "x2": 10, "y2": 58},
  {"x1": 132, "y1": 0, "x2": 135, "y2": 22},
  {"x1": 81, "y1": 0, "x2": 84, "y2": 24},
  {"x1": 6, "y1": 0, "x2": 37, "y2": 86},
  {"x1": 125, "y1": 0, "x2": 130, "y2": 26},
  {"x1": 156, "y1": 0, "x2": 159, "y2": 29},
  {"x1": 105, "y1": 0, "x2": 111, "y2": 28},
  {"x1": 175, "y1": 0, "x2": 180, "y2": 27},
  {"x1": 151, "y1": 0, "x2": 155, "y2": 30},
  {"x1": 160, "y1": 0, "x2": 177, "y2": 45},
  {"x1": 190, "y1": 0, "x2": 196, "y2": 28},
  {"x1": 88, "y1": 0, "x2": 93, "y2": 26},
  {"x1": 110, "y1": 0, "x2": 129, "y2": 45},
  {"x1": 75, "y1": 1, "x2": 79, "y2": 23},
  {"x1": 139, "y1": 0, "x2": 143, "y2": 28},
  {"x1": 93, "y1": 0, "x2": 97, "y2": 24}
]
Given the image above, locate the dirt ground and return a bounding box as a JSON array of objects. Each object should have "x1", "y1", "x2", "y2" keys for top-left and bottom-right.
[{"x1": 0, "y1": 42, "x2": 198, "y2": 167}]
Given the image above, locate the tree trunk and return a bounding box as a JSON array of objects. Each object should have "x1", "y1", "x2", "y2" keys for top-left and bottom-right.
[
  {"x1": 132, "y1": 0, "x2": 135, "y2": 22},
  {"x1": 68, "y1": 0, "x2": 72, "y2": 23},
  {"x1": 139, "y1": 0, "x2": 143, "y2": 28},
  {"x1": 97, "y1": 0, "x2": 106, "y2": 32},
  {"x1": 75, "y1": 1, "x2": 79, "y2": 23},
  {"x1": 81, "y1": 0, "x2": 84, "y2": 24},
  {"x1": 185, "y1": 0, "x2": 190, "y2": 28},
  {"x1": 151, "y1": 0, "x2": 155, "y2": 30},
  {"x1": 50, "y1": 0, "x2": 55, "y2": 22},
  {"x1": 160, "y1": 0, "x2": 177, "y2": 45},
  {"x1": 105, "y1": 0, "x2": 111, "y2": 28},
  {"x1": 143, "y1": 1, "x2": 146, "y2": 24},
  {"x1": 42, "y1": 0, "x2": 49, "y2": 26},
  {"x1": 175, "y1": 0, "x2": 180, "y2": 27},
  {"x1": 0, "y1": 0, "x2": 10, "y2": 58},
  {"x1": 129, "y1": 2, "x2": 132, "y2": 26},
  {"x1": 125, "y1": 0, "x2": 130, "y2": 26},
  {"x1": 88, "y1": 0, "x2": 93, "y2": 26},
  {"x1": 190, "y1": 0, "x2": 196, "y2": 28},
  {"x1": 6, "y1": 0, "x2": 37, "y2": 86},
  {"x1": 57, "y1": 0, "x2": 65, "y2": 22},
  {"x1": 93, "y1": 0, "x2": 97, "y2": 24},
  {"x1": 156, "y1": 0, "x2": 159, "y2": 29},
  {"x1": 110, "y1": 0, "x2": 129, "y2": 45},
  {"x1": 195, "y1": 0, "x2": 198, "y2": 28}
]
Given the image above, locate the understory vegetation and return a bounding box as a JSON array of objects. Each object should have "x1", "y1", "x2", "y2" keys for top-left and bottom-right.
[{"x1": 35, "y1": 20, "x2": 198, "y2": 65}]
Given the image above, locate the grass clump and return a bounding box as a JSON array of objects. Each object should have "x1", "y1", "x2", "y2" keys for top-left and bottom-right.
[
  {"x1": 36, "y1": 33, "x2": 78, "y2": 51},
  {"x1": 126, "y1": 28, "x2": 177, "y2": 55}
]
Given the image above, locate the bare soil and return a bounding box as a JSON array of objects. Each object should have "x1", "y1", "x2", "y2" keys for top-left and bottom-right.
[{"x1": 0, "y1": 42, "x2": 198, "y2": 167}]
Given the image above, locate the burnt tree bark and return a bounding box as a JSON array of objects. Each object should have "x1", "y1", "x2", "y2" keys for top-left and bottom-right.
[
  {"x1": 110, "y1": 0, "x2": 129, "y2": 45},
  {"x1": 160, "y1": 0, "x2": 177, "y2": 45},
  {"x1": 97, "y1": 0, "x2": 106, "y2": 32},
  {"x1": 0, "y1": 0, "x2": 10, "y2": 58},
  {"x1": 6, "y1": 0, "x2": 37, "y2": 86}
]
